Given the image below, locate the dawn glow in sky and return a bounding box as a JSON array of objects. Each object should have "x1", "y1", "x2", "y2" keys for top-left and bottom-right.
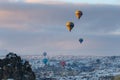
[
  {"x1": 7, "y1": 0, "x2": 120, "y2": 5},
  {"x1": 0, "y1": 0, "x2": 120, "y2": 56}
]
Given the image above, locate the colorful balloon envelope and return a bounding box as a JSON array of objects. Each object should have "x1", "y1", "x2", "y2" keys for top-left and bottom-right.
[
  {"x1": 42, "y1": 58, "x2": 48, "y2": 64},
  {"x1": 66, "y1": 22, "x2": 74, "y2": 32},
  {"x1": 43, "y1": 52, "x2": 47, "y2": 56},
  {"x1": 60, "y1": 61, "x2": 66, "y2": 67},
  {"x1": 75, "y1": 10, "x2": 83, "y2": 19},
  {"x1": 79, "y1": 38, "x2": 83, "y2": 43}
]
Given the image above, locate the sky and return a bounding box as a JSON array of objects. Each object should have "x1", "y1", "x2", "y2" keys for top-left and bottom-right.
[{"x1": 0, "y1": 0, "x2": 120, "y2": 56}]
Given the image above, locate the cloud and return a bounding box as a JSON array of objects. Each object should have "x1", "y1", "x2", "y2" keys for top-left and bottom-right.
[
  {"x1": 0, "y1": 3, "x2": 120, "y2": 55},
  {"x1": 24, "y1": 0, "x2": 45, "y2": 3},
  {"x1": 1, "y1": 3, "x2": 120, "y2": 34}
]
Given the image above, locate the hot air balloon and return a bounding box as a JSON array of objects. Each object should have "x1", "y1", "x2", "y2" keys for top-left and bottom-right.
[
  {"x1": 60, "y1": 61, "x2": 66, "y2": 67},
  {"x1": 75, "y1": 10, "x2": 83, "y2": 19},
  {"x1": 42, "y1": 58, "x2": 48, "y2": 65},
  {"x1": 43, "y1": 52, "x2": 47, "y2": 56},
  {"x1": 79, "y1": 38, "x2": 83, "y2": 43},
  {"x1": 66, "y1": 22, "x2": 74, "y2": 32}
]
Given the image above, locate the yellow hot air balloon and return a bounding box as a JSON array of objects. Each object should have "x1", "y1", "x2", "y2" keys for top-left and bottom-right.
[
  {"x1": 66, "y1": 22, "x2": 74, "y2": 32},
  {"x1": 75, "y1": 10, "x2": 83, "y2": 19}
]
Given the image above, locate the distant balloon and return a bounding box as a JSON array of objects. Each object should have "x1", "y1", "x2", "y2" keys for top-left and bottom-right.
[
  {"x1": 60, "y1": 61, "x2": 66, "y2": 67},
  {"x1": 79, "y1": 38, "x2": 83, "y2": 43},
  {"x1": 75, "y1": 10, "x2": 83, "y2": 19},
  {"x1": 42, "y1": 58, "x2": 48, "y2": 65},
  {"x1": 43, "y1": 52, "x2": 47, "y2": 56},
  {"x1": 66, "y1": 22, "x2": 74, "y2": 32}
]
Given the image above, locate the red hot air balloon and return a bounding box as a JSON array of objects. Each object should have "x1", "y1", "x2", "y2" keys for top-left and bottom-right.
[{"x1": 60, "y1": 61, "x2": 66, "y2": 67}]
